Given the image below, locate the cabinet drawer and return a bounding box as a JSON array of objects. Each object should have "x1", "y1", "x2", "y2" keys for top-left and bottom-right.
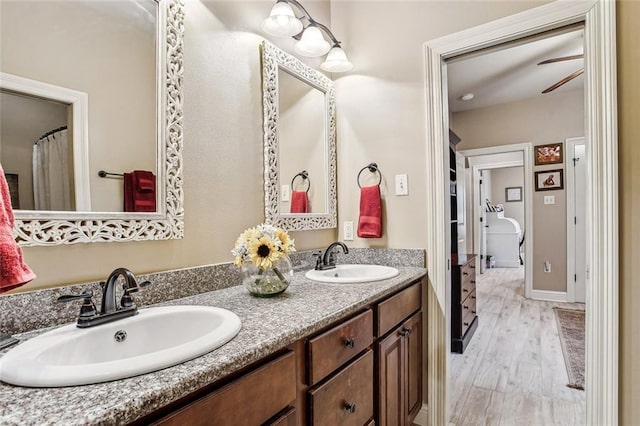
[
  {"x1": 307, "y1": 309, "x2": 373, "y2": 385},
  {"x1": 377, "y1": 282, "x2": 421, "y2": 337},
  {"x1": 461, "y1": 291, "x2": 476, "y2": 336},
  {"x1": 154, "y1": 351, "x2": 296, "y2": 426},
  {"x1": 308, "y1": 350, "x2": 374, "y2": 426},
  {"x1": 460, "y1": 271, "x2": 475, "y2": 303}
]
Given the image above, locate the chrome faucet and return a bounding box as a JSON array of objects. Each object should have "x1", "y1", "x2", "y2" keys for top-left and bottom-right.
[
  {"x1": 58, "y1": 268, "x2": 150, "y2": 328},
  {"x1": 315, "y1": 241, "x2": 349, "y2": 270}
]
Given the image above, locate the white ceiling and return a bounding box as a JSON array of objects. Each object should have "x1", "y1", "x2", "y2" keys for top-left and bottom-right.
[{"x1": 447, "y1": 29, "x2": 584, "y2": 113}]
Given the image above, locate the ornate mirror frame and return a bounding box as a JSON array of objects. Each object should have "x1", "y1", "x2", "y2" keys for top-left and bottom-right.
[
  {"x1": 261, "y1": 41, "x2": 337, "y2": 231},
  {"x1": 13, "y1": 0, "x2": 184, "y2": 247}
]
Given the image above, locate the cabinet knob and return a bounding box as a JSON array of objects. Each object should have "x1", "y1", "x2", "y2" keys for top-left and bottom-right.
[
  {"x1": 401, "y1": 326, "x2": 413, "y2": 336},
  {"x1": 344, "y1": 402, "x2": 357, "y2": 413},
  {"x1": 344, "y1": 337, "x2": 355, "y2": 348}
]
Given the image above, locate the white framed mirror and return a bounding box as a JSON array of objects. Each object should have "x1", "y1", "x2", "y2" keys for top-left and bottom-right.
[
  {"x1": 261, "y1": 41, "x2": 337, "y2": 231},
  {"x1": 0, "y1": 0, "x2": 184, "y2": 246}
]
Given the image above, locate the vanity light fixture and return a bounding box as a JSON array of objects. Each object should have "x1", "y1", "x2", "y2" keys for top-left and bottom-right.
[{"x1": 262, "y1": 0, "x2": 353, "y2": 72}]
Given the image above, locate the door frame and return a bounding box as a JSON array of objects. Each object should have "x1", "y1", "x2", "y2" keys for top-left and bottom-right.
[
  {"x1": 566, "y1": 136, "x2": 587, "y2": 303},
  {"x1": 422, "y1": 2, "x2": 617, "y2": 425},
  {"x1": 463, "y1": 146, "x2": 529, "y2": 278}
]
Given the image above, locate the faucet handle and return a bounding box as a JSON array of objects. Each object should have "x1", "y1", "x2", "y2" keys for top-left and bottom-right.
[
  {"x1": 57, "y1": 291, "x2": 97, "y2": 319},
  {"x1": 312, "y1": 251, "x2": 323, "y2": 270},
  {"x1": 120, "y1": 280, "x2": 151, "y2": 308}
]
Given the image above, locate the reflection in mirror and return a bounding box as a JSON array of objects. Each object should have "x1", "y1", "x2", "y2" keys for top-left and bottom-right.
[
  {"x1": 261, "y1": 41, "x2": 336, "y2": 231},
  {"x1": 278, "y1": 68, "x2": 327, "y2": 215},
  {"x1": 0, "y1": 0, "x2": 185, "y2": 246},
  {"x1": 0, "y1": 0, "x2": 157, "y2": 213}
]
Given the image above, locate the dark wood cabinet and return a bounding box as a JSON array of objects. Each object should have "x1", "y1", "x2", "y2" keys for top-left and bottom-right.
[
  {"x1": 376, "y1": 285, "x2": 422, "y2": 426},
  {"x1": 451, "y1": 254, "x2": 478, "y2": 353}
]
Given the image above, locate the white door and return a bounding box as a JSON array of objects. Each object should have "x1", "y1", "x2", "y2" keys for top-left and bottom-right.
[
  {"x1": 568, "y1": 138, "x2": 587, "y2": 303},
  {"x1": 479, "y1": 171, "x2": 487, "y2": 273}
]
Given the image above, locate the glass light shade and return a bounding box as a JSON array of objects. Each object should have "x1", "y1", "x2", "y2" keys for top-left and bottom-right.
[
  {"x1": 294, "y1": 26, "x2": 331, "y2": 57},
  {"x1": 262, "y1": 2, "x2": 303, "y2": 37},
  {"x1": 321, "y1": 46, "x2": 353, "y2": 72}
]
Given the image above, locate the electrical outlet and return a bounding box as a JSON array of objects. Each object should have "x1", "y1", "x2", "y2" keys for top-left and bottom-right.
[
  {"x1": 281, "y1": 185, "x2": 290, "y2": 202},
  {"x1": 343, "y1": 221, "x2": 354, "y2": 241},
  {"x1": 395, "y1": 174, "x2": 408, "y2": 196},
  {"x1": 544, "y1": 261, "x2": 552, "y2": 273},
  {"x1": 544, "y1": 195, "x2": 555, "y2": 205}
]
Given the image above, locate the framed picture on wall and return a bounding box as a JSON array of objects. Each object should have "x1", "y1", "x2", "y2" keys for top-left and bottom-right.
[
  {"x1": 534, "y1": 142, "x2": 563, "y2": 165},
  {"x1": 505, "y1": 186, "x2": 523, "y2": 202},
  {"x1": 535, "y1": 169, "x2": 564, "y2": 191}
]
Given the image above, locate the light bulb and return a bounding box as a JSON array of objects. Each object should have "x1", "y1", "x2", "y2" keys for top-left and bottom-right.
[
  {"x1": 294, "y1": 26, "x2": 331, "y2": 57},
  {"x1": 321, "y1": 46, "x2": 353, "y2": 72},
  {"x1": 262, "y1": 2, "x2": 303, "y2": 38}
]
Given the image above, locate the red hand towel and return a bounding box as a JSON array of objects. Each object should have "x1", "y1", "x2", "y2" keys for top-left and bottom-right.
[
  {"x1": 357, "y1": 185, "x2": 383, "y2": 238},
  {"x1": 124, "y1": 170, "x2": 156, "y2": 213},
  {"x1": 0, "y1": 163, "x2": 36, "y2": 293},
  {"x1": 290, "y1": 190, "x2": 309, "y2": 213}
]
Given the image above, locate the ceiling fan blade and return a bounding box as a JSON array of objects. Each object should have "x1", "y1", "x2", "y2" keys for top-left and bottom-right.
[
  {"x1": 542, "y1": 68, "x2": 584, "y2": 94},
  {"x1": 537, "y1": 54, "x2": 584, "y2": 65}
]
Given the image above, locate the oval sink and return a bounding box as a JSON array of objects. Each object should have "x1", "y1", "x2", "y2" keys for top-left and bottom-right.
[
  {"x1": 0, "y1": 305, "x2": 241, "y2": 387},
  {"x1": 305, "y1": 264, "x2": 399, "y2": 284}
]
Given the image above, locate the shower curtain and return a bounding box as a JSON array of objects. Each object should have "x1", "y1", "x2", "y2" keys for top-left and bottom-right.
[{"x1": 32, "y1": 128, "x2": 72, "y2": 211}]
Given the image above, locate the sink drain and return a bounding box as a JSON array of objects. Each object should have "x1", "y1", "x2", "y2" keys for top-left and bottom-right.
[{"x1": 114, "y1": 330, "x2": 127, "y2": 343}]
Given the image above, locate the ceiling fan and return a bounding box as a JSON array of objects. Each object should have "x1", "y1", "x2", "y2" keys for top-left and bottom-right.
[{"x1": 537, "y1": 54, "x2": 584, "y2": 94}]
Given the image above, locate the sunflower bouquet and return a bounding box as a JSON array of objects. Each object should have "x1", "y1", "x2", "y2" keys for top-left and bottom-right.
[{"x1": 232, "y1": 223, "x2": 296, "y2": 297}]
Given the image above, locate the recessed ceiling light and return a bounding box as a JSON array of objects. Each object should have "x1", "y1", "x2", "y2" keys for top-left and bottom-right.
[{"x1": 460, "y1": 93, "x2": 474, "y2": 101}]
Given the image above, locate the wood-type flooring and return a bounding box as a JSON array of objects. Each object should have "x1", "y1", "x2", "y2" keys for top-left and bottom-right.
[{"x1": 449, "y1": 266, "x2": 586, "y2": 426}]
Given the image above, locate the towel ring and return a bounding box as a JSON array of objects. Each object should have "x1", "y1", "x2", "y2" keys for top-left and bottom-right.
[
  {"x1": 357, "y1": 163, "x2": 382, "y2": 188},
  {"x1": 291, "y1": 170, "x2": 310, "y2": 193}
]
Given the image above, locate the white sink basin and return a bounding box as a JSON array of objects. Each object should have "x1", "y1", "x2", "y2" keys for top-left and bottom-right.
[
  {"x1": 305, "y1": 264, "x2": 399, "y2": 284},
  {"x1": 0, "y1": 305, "x2": 241, "y2": 387}
]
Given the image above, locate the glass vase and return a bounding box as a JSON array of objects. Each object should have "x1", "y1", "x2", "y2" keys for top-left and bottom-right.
[{"x1": 241, "y1": 255, "x2": 293, "y2": 297}]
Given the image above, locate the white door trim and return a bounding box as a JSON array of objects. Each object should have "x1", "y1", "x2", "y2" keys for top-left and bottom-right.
[
  {"x1": 566, "y1": 136, "x2": 586, "y2": 303},
  {"x1": 422, "y1": 1, "x2": 617, "y2": 425},
  {"x1": 461, "y1": 144, "x2": 531, "y2": 298}
]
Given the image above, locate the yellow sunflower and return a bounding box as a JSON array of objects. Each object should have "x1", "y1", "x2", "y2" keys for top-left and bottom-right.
[
  {"x1": 248, "y1": 236, "x2": 281, "y2": 269},
  {"x1": 275, "y1": 229, "x2": 294, "y2": 254}
]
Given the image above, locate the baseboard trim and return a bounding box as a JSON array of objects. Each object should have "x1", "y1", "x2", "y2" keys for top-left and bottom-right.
[
  {"x1": 531, "y1": 289, "x2": 567, "y2": 302},
  {"x1": 413, "y1": 404, "x2": 429, "y2": 426}
]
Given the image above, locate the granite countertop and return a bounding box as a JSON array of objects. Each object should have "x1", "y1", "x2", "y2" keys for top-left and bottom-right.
[{"x1": 0, "y1": 267, "x2": 426, "y2": 426}]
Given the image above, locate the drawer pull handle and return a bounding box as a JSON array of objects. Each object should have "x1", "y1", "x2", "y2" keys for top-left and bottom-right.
[
  {"x1": 471, "y1": 296, "x2": 476, "y2": 299},
  {"x1": 463, "y1": 305, "x2": 469, "y2": 310},
  {"x1": 470, "y1": 265, "x2": 476, "y2": 269},
  {"x1": 470, "y1": 280, "x2": 476, "y2": 284},
  {"x1": 463, "y1": 272, "x2": 469, "y2": 276},
  {"x1": 463, "y1": 288, "x2": 469, "y2": 293},
  {"x1": 344, "y1": 337, "x2": 356, "y2": 348},
  {"x1": 463, "y1": 322, "x2": 469, "y2": 326},
  {"x1": 472, "y1": 310, "x2": 477, "y2": 314},
  {"x1": 344, "y1": 402, "x2": 357, "y2": 413}
]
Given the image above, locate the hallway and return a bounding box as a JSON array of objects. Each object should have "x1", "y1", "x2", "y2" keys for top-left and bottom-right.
[{"x1": 449, "y1": 267, "x2": 586, "y2": 425}]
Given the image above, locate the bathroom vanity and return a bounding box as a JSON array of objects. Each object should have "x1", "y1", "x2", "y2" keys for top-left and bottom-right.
[{"x1": 0, "y1": 266, "x2": 426, "y2": 426}]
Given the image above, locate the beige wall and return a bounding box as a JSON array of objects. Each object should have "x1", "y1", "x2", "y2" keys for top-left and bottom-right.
[
  {"x1": 330, "y1": 1, "x2": 548, "y2": 250},
  {"x1": 0, "y1": 92, "x2": 68, "y2": 210},
  {"x1": 617, "y1": 0, "x2": 640, "y2": 422},
  {"x1": 453, "y1": 90, "x2": 583, "y2": 292},
  {"x1": 9, "y1": 1, "x2": 335, "y2": 292},
  {"x1": 0, "y1": 1, "x2": 157, "y2": 212}
]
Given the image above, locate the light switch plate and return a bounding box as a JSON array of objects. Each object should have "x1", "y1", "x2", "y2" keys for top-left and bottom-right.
[
  {"x1": 281, "y1": 185, "x2": 290, "y2": 202},
  {"x1": 544, "y1": 195, "x2": 555, "y2": 205},
  {"x1": 395, "y1": 174, "x2": 408, "y2": 196},
  {"x1": 343, "y1": 221, "x2": 354, "y2": 241}
]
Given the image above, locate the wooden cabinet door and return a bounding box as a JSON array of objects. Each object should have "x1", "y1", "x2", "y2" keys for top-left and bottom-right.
[
  {"x1": 404, "y1": 311, "x2": 422, "y2": 422},
  {"x1": 377, "y1": 328, "x2": 404, "y2": 426}
]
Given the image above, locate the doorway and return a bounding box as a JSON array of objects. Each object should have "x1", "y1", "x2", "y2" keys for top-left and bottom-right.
[
  {"x1": 566, "y1": 137, "x2": 587, "y2": 304},
  {"x1": 422, "y1": 2, "x2": 617, "y2": 426}
]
